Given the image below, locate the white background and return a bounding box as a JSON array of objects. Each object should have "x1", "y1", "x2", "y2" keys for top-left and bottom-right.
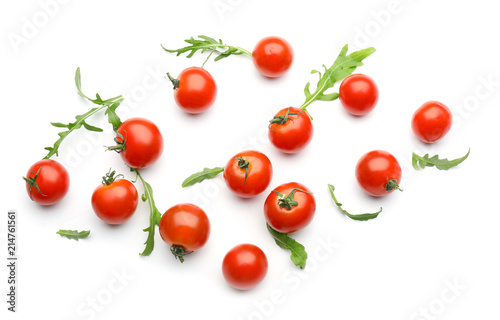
[{"x1": 1, "y1": 0, "x2": 500, "y2": 319}]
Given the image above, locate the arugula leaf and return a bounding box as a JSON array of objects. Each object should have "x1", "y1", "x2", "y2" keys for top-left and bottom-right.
[
  {"x1": 56, "y1": 230, "x2": 90, "y2": 241},
  {"x1": 43, "y1": 68, "x2": 124, "y2": 159},
  {"x1": 182, "y1": 167, "x2": 225, "y2": 187},
  {"x1": 300, "y1": 45, "x2": 376, "y2": 117},
  {"x1": 412, "y1": 149, "x2": 470, "y2": 171},
  {"x1": 162, "y1": 35, "x2": 251, "y2": 66},
  {"x1": 328, "y1": 184, "x2": 382, "y2": 221},
  {"x1": 132, "y1": 168, "x2": 162, "y2": 256},
  {"x1": 266, "y1": 223, "x2": 307, "y2": 269}
]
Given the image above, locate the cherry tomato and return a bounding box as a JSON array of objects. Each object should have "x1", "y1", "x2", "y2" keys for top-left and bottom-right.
[
  {"x1": 339, "y1": 74, "x2": 379, "y2": 116},
  {"x1": 91, "y1": 170, "x2": 138, "y2": 225},
  {"x1": 252, "y1": 36, "x2": 294, "y2": 78},
  {"x1": 355, "y1": 150, "x2": 402, "y2": 197},
  {"x1": 411, "y1": 101, "x2": 452, "y2": 143},
  {"x1": 24, "y1": 159, "x2": 70, "y2": 206},
  {"x1": 264, "y1": 182, "x2": 316, "y2": 234},
  {"x1": 114, "y1": 118, "x2": 164, "y2": 169},
  {"x1": 169, "y1": 67, "x2": 217, "y2": 114},
  {"x1": 222, "y1": 243, "x2": 268, "y2": 290},
  {"x1": 159, "y1": 203, "x2": 211, "y2": 263},
  {"x1": 223, "y1": 150, "x2": 273, "y2": 198},
  {"x1": 268, "y1": 107, "x2": 313, "y2": 154}
]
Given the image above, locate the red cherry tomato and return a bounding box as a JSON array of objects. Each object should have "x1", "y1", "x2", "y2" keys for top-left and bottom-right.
[
  {"x1": 91, "y1": 171, "x2": 138, "y2": 225},
  {"x1": 268, "y1": 107, "x2": 313, "y2": 154},
  {"x1": 411, "y1": 101, "x2": 452, "y2": 143},
  {"x1": 24, "y1": 159, "x2": 70, "y2": 206},
  {"x1": 222, "y1": 243, "x2": 268, "y2": 290},
  {"x1": 223, "y1": 150, "x2": 273, "y2": 198},
  {"x1": 169, "y1": 67, "x2": 217, "y2": 114},
  {"x1": 355, "y1": 150, "x2": 402, "y2": 197},
  {"x1": 339, "y1": 74, "x2": 379, "y2": 116},
  {"x1": 159, "y1": 203, "x2": 211, "y2": 263},
  {"x1": 252, "y1": 36, "x2": 294, "y2": 78},
  {"x1": 264, "y1": 182, "x2": 316, "y2": 234},
  {"x1": 114, "y1": 118, "x2": 164, "y2": 169}
]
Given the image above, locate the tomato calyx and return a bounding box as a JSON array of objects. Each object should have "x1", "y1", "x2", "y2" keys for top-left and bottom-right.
[
  {"x1": 385, "y1": 178, "x2": 403, "y2": 192},
  {"x1": 273, "y1": 188, "x2": 311, "y2": 210},
  {"x1": 166, "y1": 72, "x2": 180, "y2": 90},
  {"x1": 101, "y1": 168, "x2": 124, "y2": 185},
  {"x1": 23, "y1": 167, "x2": 46, "y2": 198},
  {"x1": 171, "y1": 245, "x2": 191, "y2": 263},
  {"x1": 234, "y1": 156, "x2": 250, "y2": 184},
  {"x1": 268, "y1": 107, "x2": 301, "y2": 131},
  {"x1": 106, "y1": 132, "x2": 126, "y2": 154}
]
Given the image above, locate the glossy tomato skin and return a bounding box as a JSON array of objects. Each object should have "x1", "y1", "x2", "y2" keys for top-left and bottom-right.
[
  {"x1": 339, "y1": 74, "x2": 379, "y2": 116},
  {"x1": 173, "y1": 67, "x2": 217, "y2": 114},
  {"x1": 222, "y1": 244, "x2": 268, "y2": 290},
  {"x1": 24, "y1": 159, "x2": 70, "y2": 206},
  {"x1": 411, "y1": 101, "x2": 452, "y2": 143},
  {"x1": 264, "y1": 182, "x2": 316, "y2": 234},
  {"x1": 252, "y1": 36, "x2": 294, "y2": 78},
  {"x1": 116, "y1": 118, "x2": 164, "y2": 169},
  {"x1": 268, "y1": 107, "x2": 313, "y2": 154},
  {"x1": 355, "y1": 150, "x2": 402, "y2": 197},
  {"x1": 91, "y1": 179, "x2": 138, "y2": 225},
  {"x1": 159, "y1": 204, "x2": 210, "y2": 253},
  {"x1": 223, "y1": 150, "x2": 273, "y2": 198}
]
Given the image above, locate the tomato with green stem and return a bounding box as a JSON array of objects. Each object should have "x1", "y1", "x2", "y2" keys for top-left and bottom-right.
[
  {"x1": 162, "y1": 35, "x2": 293, "y2": 78},
  {"x1": 355, "y1": 150, "x2": 402, "y2": 197},
  {"x1": 159, "y1": 203, "x2": 210, "y2": 263},
  {"x1": 252, "y1": 36, "x2": 294, "y2": 78},
  {"x1": 91, "y1": 169, "x2": 138, "y2": 225},
  {"x1": 222, "y1": 243, "x2": 268, "y2": 290},
  {"x1": 167, "y1": 67, "x2": 217, "y2": 114},
  {"x1": 23, "y1": 159, "x2": 70, "y2": 206},
  {"x1": 411, "y1": 101, "x2": 452, "y2": 143},
  {"x1": 339, "y1": 74, "x2": 379, "y2": 116},
  {"x1": 182, "y1": 150, "x2": 273, "y2": 198},
  {"x1": 264, "y1": 182, "x2": 316, "y2": 234},
  {"x1": 268, "y1": 45, "x2": 376, "y2": 153},
  {"x1": 109, "y1": 118, "x2": 164, "y2": 169}
]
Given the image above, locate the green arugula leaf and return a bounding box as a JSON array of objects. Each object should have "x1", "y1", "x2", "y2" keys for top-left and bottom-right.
[
  {"x1": 412, "y1": 149, "x2": 470, "y2": 171},
  {"x1": 300, "y1": 45, "x2": 376, "y2": 117},
  {"x1": 328, "y1": 184, "x2": 382, "y2": 221},
  {"x1": 182, "y1": 167, "x2": 225, "y2": 187},
  {"x1": 132, "y1": 168, "x2": 162, "y2": 256},
  {"x1": 43, "y1": 68, "x2": 124, "y2": 159},
  {"x1": 162, "y1": 35, "x2": 251, "y2": 66},
  {"x1": 266, "y1": 223, "x2": 307, "y2": 269},
  {"x1": 56, "y1": 230, "x2": 90, "y2": 241}
]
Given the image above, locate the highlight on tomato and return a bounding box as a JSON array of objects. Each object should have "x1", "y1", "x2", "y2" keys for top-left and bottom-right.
[
  {"x1": 339, "y1": 73, "x2": 379, "y2": 116},
  {"x1": 182, "y1": 150, "x2": 273, "y2": 198},
  {"x1": 23, "y1": 159, "x2": 70, "y2": 206},
  {"x1": 159, "y1": 203, "x2": 211, "y2": 263},
  {"x1": 109, "y1": 117, "x2": 164, "y2": 169},
  {"x1": 91, "y1": 169, "x2": 138, "y2": 225},
  {"x1": 355, "y1": 150, "x2": 402, "y2": 197},
  {"x1": 167, "y1": 67, "x2": 217, "y2": 114},
  {"x1": 264, "y1": 182, "x2": 316, "y2": 234},
  {"x1": 222, "y1": 243, "x2": 268, "y2": 290},
  {"x1": 411, "y1": 101, "x2": 452, "y2": 143}
]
